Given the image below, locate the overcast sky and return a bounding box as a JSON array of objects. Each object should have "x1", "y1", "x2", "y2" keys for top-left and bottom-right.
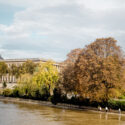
[{"x1": 0, "y1": 0, "x2": 125, "y2": 61}]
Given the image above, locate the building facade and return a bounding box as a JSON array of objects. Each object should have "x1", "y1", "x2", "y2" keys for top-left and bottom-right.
[{"x1": 0, "y1": 58, "x2": 61, "y2": 86}]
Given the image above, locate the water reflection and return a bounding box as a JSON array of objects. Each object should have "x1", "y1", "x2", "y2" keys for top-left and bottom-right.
[
  {"x1": 0, "y1": 101, "x2": 125, "y2": 125},
  {"x1": 118, "y1": 115, "x2": 121, "y2": 121},
  {"x1": 99, "y1": 113, "x2": 102, "y2": 119},
  {"x1": 105, "y1": 113, "x2": 108, "y2": 120}
]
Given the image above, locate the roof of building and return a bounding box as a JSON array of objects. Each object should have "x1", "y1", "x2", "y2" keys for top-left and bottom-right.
[
  {"x1": 2, "y1": 58, "x2": 47, "y2": 62},
  {"x1": 0, "y1": 58, "x2": 61, "y2": 66},
  {"x1": 0, "y1": 55, "x2": 3, "y2": 60}
]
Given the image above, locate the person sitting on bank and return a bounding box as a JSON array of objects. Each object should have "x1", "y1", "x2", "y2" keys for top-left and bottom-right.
[
  {"x1": 98, "y1": 106, "x2": 101, "y2": 111},
  {"x1": 105, "y1": 107, "x2": 108, "y2": 112},
  {"x1": 118, "y1": 108, "x2": 121, "y2": 114},
  {"x1": 99, "y1": 106, "x2": 102, "y2": 111}
]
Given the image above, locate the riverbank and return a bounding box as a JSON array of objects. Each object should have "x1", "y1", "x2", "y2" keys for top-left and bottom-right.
[{"x1": 0, "y1": 96, "x2": 125, "y2": 115}]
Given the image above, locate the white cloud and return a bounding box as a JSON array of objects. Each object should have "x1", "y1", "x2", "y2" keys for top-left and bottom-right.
[
  {"x1": 76, "y1": 0, "x2": 125, "y2": 11},
  {"x1": 0, "y1": 0, "x2": 71, "y2": 8},
  {"x1": 0, "y1": 0, "x2": 125, "y2": 61}
]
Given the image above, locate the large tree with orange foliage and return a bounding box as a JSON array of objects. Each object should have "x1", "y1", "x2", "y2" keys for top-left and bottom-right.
[
  {"x1": 61, "y1": 48, "x2": 82, "y2": 93},
  {"x1": 75, "y1": 37, "x2": 125, "y2": 102}
]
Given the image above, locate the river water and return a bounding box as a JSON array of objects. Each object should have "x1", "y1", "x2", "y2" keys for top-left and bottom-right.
[{"x1": 0, "y1": 101, "x2": 125, "y2": 125}]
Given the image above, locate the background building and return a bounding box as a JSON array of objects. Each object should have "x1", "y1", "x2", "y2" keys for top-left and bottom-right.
[{"x1": 0, "y1": 58, "x2": 61, "y2": 88}]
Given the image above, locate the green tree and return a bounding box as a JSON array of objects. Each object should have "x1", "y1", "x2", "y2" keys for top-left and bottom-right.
[
  {"x1": 0, "y1": 62, "x2": 8, "y2": 76},
  {"x1": 61, "y1": 48, "x2": 82, "y2": 93},
  {"x1": 0, "y1": 62, "x2": 8, "y2": 82},
  {"x1": 18, "y1": 73, "x2": 33, "y2": 85},
  {"x1": 33, "y1": 61, "x2": 59, "y2": 95},
  {"x1": 22, "y1": 60, "x2": 37, "y2": 74},
  {"x1": 9, "y1": 64, "x2": 18, "y2": 78},
  {"x1": 2, "y1": 81, "x2": 7, "y2": 88}
]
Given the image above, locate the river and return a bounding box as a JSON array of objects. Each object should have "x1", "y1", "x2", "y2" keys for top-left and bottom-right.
[{"x1": 0, "y1": 100, "x2": 125, "y2": 125}]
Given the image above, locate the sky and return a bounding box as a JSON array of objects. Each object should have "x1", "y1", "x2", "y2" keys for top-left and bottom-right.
[{"x1": 0, "y1": 0, "x2": 125, "y2": 61}]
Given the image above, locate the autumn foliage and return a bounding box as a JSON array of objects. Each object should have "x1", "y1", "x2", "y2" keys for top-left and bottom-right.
[
  {"x1": 61, "y1": 48, "x2": 82, "y2": 93},
  {"x1": 62, "y1": 37, "x2": 125, "y2": 102}
]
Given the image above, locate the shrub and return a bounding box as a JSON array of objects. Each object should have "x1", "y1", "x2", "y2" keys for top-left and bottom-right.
[
  {"x1": 60, "y1": 94, "x2": 68, "y2": 103},
  {"x1": 29, "y1": 86, "x2": 38, "y2": 99},
  {"x1": 2, "y1": 81, "x2": 7, "y2": 88},
  {"x1": 0, "y1": 89, "x2": 3, "y2": 95},
  {"x1": 118, "y1": 95, "x2": 125, "y2": 99},
  {"x1": 2, "y1": 88, "x2": 12, "y2": 97},
  {"x1": 108, "y1": 100, "x2": 125, "y2": 110},
  {"x1": 38, "y1": 86, "x2": 50, "y2": 100},
  {"x1": 18, "y1": 87, "x2": 27, "y2": 97},
  {"x1": 12, "y1": 86, "x2": 20, "y2": 97},
  {"x1": 51, "y1": 88, "x2": 61, "y2": 105}
]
